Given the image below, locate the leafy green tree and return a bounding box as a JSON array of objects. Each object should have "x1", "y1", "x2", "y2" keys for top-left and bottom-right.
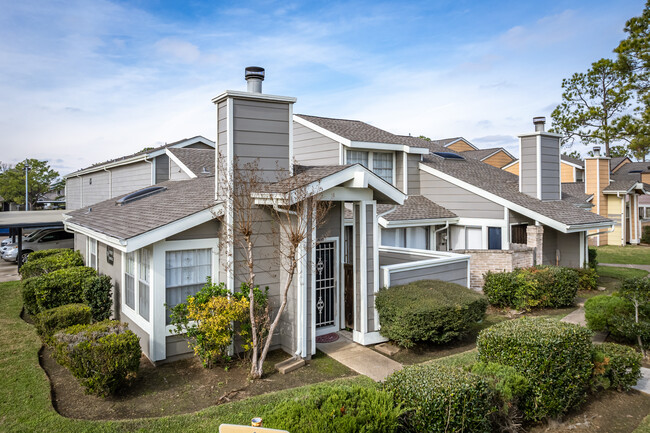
[
  {"x1": 0, "y1": 159, "x2": 60, "y2": 209},
  {"x1": 550, "y1": 58, "x2": 632, "y2": 157},
  {"x1": 618, "y1": 277, "x2": 650, "y2": 358},
  {"x1": 616, "y1": 2, "x2": 650, "y2": 161},
  {"x1": 562, "y1": 150, "x2": 583, "y2": 160}
]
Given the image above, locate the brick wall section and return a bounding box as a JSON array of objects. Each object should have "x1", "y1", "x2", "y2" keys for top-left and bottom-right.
[
  {"x1": 453, "y1": 245, "x2": 534, "y2": 288},
  {"x1": 526, "y1": 225, "x2": 544, "y2": 265}
]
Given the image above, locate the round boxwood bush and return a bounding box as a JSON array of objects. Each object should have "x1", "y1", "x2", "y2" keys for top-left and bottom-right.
[
  {"x1": 264, "y1": 383, "x2": 402, "y2": 433},
  {"x1": 384, "y1": 363, "x2": 496, "y2": 433},
  {"x1": 19, "y1": 249, "x2": 83, "y2": 279},
  {"x1": 594, "y1": 343, "x2": 642, "y2": 391},
  {"x1": 477, "y1": 317, "x2": 593, "y2": 422},
  {"x1": 585, "y1": 295, "x2": 634, "y2": 338},
  {"x1": 82, "y1": 275, "x2": 113, "y2": 321},
  {"x1": 24, "y1": 266, "x2": 97, "y2": 313},
  {"x1": 53, "y1": 320, "x2": 141, "y2": 397},
  {"x1": 35, "y1": 303, "x2": 92, "y2": 342},
  {"x1": 375, "y1": 280, "x2": 487, "y2": 348}
]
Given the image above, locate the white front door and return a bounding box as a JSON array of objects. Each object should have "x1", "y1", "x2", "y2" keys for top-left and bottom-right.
[{"x1": 315, "y1": 239, "x2": 338, "y2": 336}]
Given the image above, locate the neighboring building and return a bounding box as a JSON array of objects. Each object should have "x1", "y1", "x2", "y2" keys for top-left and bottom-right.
[
  {"x1": 64, "y1": 68, "x2": 612, "y2": 364},
  {"x1": 459, "y1": 147, "x2": 516, "y2": 169},
  {"x1": 503, "y1": 154, "x2": 585, "y2": 183},
  {"x1": 64, "y1": 136, "x2": 215, "y2": 210}
]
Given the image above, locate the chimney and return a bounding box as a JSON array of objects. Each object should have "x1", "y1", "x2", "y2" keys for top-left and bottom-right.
[
  {"x1": 584, "y1": 146, "x2": 611, "y2": 245},
  {"x1": 245, "y1": 66, "x2": 265, "y2": 93},
  {"x1": 518, "y1": 116, "x2": 562, "y2": 201}
]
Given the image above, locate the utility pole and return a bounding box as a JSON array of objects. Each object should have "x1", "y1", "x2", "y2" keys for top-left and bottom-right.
[{"x1": 24, "y1": 160, "x2": 30, "y2": 211}]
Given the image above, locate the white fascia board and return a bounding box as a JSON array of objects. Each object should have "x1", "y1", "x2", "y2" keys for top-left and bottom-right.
[
  {"x1": 64, "y1": 155, "x2": 149, "y2": 178},
  {"x1": 443, "y1": 138, "x2": 478, "y2": 150},
  {"x1": 378, "y1": 217, "x2": 459, "y2": 228},
  {"x1": 212, "y1": 90, "x2": 297, "y2": 105},
  {"x1": 479, "y1": 148, "x2": 516, "y2": 162},
  {"x1": 565, "y1": 221, "x2": 614, "y2": 233},
  {"x1": 561, "y1": 160, "x2": 583, "y2": 169},
  {"x1": 64, "y1": 222, "x2": 127, "y2": 251},
  {"x1": 165, "y1": 148, "x2": 198, "y2": 178},
  {"x1": 293, "y1": 115, "x2": 351, "y2": 146},
  {"x1": 418, "y1": 162, "x2": 574, "y2": 233},
  {"x1": 502, "y1": 159, "x2": 519, "y2": 170},
  {"x1": 126, "y1": 205, "x2": 223, "y2": 252},
  {"x1": 252, "y1": 165, "x2": 405, "y2": 206}
]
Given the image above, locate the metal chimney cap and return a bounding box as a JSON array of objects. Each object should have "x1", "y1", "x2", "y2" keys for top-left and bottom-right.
[
  {"x1": 245, "y1": 66, "x2": 265, "y2": 80},
  {"x1": 533, "y1": 116, "x2": 546, "y2": 124},
  {"x1": 593, "y1": 146, "x2": 601, "y2": 157}
]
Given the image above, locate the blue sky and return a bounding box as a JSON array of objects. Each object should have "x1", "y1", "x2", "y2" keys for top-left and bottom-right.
[{"x1": 0, "y1": 0, "x2": 644, "y2": 175}]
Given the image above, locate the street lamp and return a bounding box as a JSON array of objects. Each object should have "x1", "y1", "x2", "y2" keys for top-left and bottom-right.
[{"x1": 24, "y1": 160, "x2": 30, "y2": 211}]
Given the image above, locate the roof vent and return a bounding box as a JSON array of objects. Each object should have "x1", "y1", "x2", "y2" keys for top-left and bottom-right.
[
  {"x1": 245, "y1": 66, "x2": 265, "y2": 93},
  {"x1": 593, "y1": 146, "x2": 601, "y2": 157},
  {"x1": 116, "y1": 186, "x2": 167, "y2": 206},
  {"x1": 432, "y1": 151, "x2": 465, "y2": 160},
  {"x1": 200, "y1": 167, "x2": 210, "y2": 175},
  {"x1": 629, "y1": 170, "x2": 643, "y2": 173}
]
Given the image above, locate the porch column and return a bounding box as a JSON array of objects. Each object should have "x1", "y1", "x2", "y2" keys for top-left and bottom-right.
[{"x1": 526, "y1": 224, "x2": 544, "y2": 266}]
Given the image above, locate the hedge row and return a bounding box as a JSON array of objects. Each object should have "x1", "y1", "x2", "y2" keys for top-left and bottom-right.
[
  {"x1": 19, "y1": 249, "x2": 83, "y2": 279},
  {"x1": 53, "y1": 320, "x2": 141, "y2": 396},
  {"x1": 35, "y1": 303, "x2": 92, "y2": 342},
  {"x1": 375, "y1": 280, "x2": 487, "y2": 348},
  {"x1": 483, "y1": 266, "x2": 581, "y2": 310},
  {"x1": 22, "y1": 266, "x2": 97, "y2": 314}
]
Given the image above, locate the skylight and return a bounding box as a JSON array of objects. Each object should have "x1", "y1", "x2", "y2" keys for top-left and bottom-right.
[
  {"x1": 433, "y1": 151, "x2": 465, "y2": 160},
  {"x1": 116, "y1": 186, "x2": 167, "y2": 206}
]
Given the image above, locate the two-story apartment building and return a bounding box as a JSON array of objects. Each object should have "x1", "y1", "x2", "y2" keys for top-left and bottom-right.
[{"x1": 64, "y1": 68, "x2": 612, "y2": 364}]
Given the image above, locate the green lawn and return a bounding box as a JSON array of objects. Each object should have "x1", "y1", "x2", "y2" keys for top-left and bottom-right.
[
  {"x1": 0, "y1": 280, "x2": 374, "y2": 432},
  {"x1": 595, "y1": 245, "x2": 650, "y2": 265},
  {"x1": 598, "y1": 266, "x2": 650, "y2": 280}
]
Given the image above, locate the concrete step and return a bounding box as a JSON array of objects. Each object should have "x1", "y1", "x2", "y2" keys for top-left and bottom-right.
[{"x1": 275, "y1": 357, "x2": 305, "y2": 374}]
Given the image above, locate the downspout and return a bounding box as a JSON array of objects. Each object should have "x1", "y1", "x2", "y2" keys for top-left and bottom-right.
[
  {"x1": 76, "y1": 174, "x2": 83, "y2": 208},
  {"x1": 435, "y1": 221, "x2": 450, "y2": 251},
  {"x1": 144, "y1": 156, "x2": 153, "y2": 185},
  {"x1": 103, "y1": 167, "x2": 112, "y2": 198}
]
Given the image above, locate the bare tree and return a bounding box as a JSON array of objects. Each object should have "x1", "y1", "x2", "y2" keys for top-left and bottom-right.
[
  {"x1": 0, "y1": 161, "x2": 13, "y2": 173},
  {"x1": 218, "y1": 154, "x2": 331, "y2": 379}
]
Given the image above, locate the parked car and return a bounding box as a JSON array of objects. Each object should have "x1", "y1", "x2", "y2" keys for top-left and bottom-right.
[
  {"x1": 3, "y1": 229, "x2": 74, "y2": 263},
  {"x1": 0, "y1": 229, "x2": 55, "y2": 258}
]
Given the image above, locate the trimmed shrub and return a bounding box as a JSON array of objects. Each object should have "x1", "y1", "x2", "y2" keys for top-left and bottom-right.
[
  {"x1": 28, "y1": 248, "x2": 73, "y2": 262},
  {"x1": 53, "y1": 320, "x2": 141, "y2": 396},
  {"x1": 469, "y1": 361, "x2": 530, "y2": 431},
  {"x1": 26, "y1": 266, "x2": 97, "y2": 313},
  {"x1": 384, "y1": 363, "x2": 496, "y2": 433},
  {"x1": 576, "y1": 267, "x2": 598, "y2": 291},
  {"x1": 477, "y1": 317, "x2": 593, "y2": 422},
  {"x1": 483, "y1": 266, "x2": 579, "y2": 310},
  {"x1": 589, "y1": 247, "x2": 598, "y2": 269},
  {"x1": 264, "y1": 383, "x2": 402, "y2": 433},
  {"x1": 585, "y1": 295, "x2": 633, "y2": 337},
  {"x1": 375, "y1": 280, "x2": 488, "y2": 348},
  {"x1": 82, "y1": 275, "x2": 113, "y2": 321},
  {"x1": 19, "y1": 249, "x2": 83, "y2": 279},
  {"x1": 642, "y1": 226, "x2": 650, "y2": 244},
  {"x1": 592, "y1": 343, "x2": 642, "y2": 391},
  {"x1": 35, "y1": 303, "x2": 92, "y2": 342}
]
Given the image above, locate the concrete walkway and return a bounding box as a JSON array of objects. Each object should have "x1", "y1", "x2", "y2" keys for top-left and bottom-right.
[
  {"x1": 0, "y1": 260, "x2": 19, "y2": 283},
  {"x1": 317, "y1": 331, "x2": 402, "y2": 382},
  {"x1": 600, "y1": 263, "x2": 650, "y2": 274}
]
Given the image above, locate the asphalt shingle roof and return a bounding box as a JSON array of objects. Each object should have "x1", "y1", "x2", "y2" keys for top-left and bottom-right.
[
  {"x1": 260, "y1": 165, "x2": 352, "y2": 194},
  {"x1": 561, "y1": 155, "x2": 584, "y2": 168},
  {"x1": 167, "y1": 148, "x2": 215, "y2": 177},
  {"x1": 377, "y1": 195, "x2": 457, "y2": 221},
  {"x1": 66, "y1": 176, "x2": 217, "y2": 240},
  {"x1": 421, "y1": 155, "x2": 611, "y2": 227},
  {"x1": 561, "y1": 182, "x2": 593, "y2": 207},
  {"x1": 395, "y1": 135, "x2": 448, "y2": 153},
  {"x1": 610, "y1": 157, "x2": 630, "y2": 172},
  {"x1": 295, "y1": 114, "x2": 426, "y2": 148},
  {"x1": 66, "y1": 136, "x2": 212, "y2": 176}
]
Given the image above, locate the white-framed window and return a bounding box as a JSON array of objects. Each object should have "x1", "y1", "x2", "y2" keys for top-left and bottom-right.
[
  {"x1": 165, "y1": 248, "x2": 212, "y2": 324},
  {"x1": 346, "y1": 149, "x2": 394, "y2": 184},
  {"x1": 124, "y1": 252, "x2": 136, "y2": 310},
  {"x1": 138, "y1": 248, "x2": 151, "y2": 322},
  {"x1": 87, "y1": 238, "x2": 98, "y2": 270},
  {"x1": 381, "y1": 227, "x2": 430, "y2": 250}
]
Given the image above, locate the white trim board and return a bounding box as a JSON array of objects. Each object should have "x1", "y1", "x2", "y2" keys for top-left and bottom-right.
[
  {"x1": 418, "y1": 162, "x2": 613, "y2": 233},
  {"x1": 165, "y1": 148, "x2": 198, "y2": 179}
]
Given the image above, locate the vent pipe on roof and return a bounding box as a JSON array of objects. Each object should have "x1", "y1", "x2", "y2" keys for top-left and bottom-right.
[
  {"x1": 533, "y1": 116, "x2": 546, "y2": 132},
  {"x1": 245, "y1": 66, "x2": 265, "y2": 93},
  {"x1": 593, "y1": 146, "x2": 601, "y2": 157}
]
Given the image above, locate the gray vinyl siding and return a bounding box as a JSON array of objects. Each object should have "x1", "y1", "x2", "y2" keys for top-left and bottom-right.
[
  {"x1": 110, "y1": 162, "x2": 153, "y2": 197},
  {"x1": 540, "y1": 136, "x2": 561, "y2": 200},
  {"x1": 354, "y1": 206, "x2": 361, "y2": 331},
  {"x1": 74, "y1": 233, "x2": 87, "y2": 257},
  {"x1": 407, "y1": 154, "x2": 421, "y2": 194},
  {"x1": 165, "y1": 334, "x2": 193, "y2": 362},
  {"x1": 96, "y1": 241, "x2": 123, "y2": 320},
  {"x1": 366, "y1": 204, "x2": 375, "y2": 332},
  {"x1": 419, "y1": 171, "x2": 504, "y2": 219},
  {"x1": 317, "y1": 202, "x2": 341, "y2": 239},
  {"x1": 543, "y1": 227, "x2": 581, "y2": 267},
  {"x1": 169, "y1": 159, "x2": 191, "y2": 180},
  {"x1": 166, "y1": 220, "x2": 219, "y2": 241},
  {"x1": 520, "y1": 136, "x2": 538, "y2": 198},
  {"x1": 542, "y1": 226, "x2": 558, "y2": 265},
  {"x1": 155, "y1": 154, "x2": 170, "y2": 183},
  {"x1": 82, "y1": 171, "x2": 111, "y2": 206},
  {"x1": 395, "y1": 152, "x2": 405, "y2": 193},
  {"x1": 217, "y1": 101, "x2": 228, "y2": 158},
  {"x1": 386, "y1": 261, "x2": 468, "y2": 287},
  {"x1": 66, "y1": 177, "x2": 82, "y2": 210},
  {"x1": 122, "y1": 313, "x2": 151, "y2": 359},
  {"x1": 232, "y1": 99, "x2": 290, "y2": 182},
  {"x1": 293, "y1": 122, "x2": 340, "y2": 166},
  {"x1": 509, "y1": 210, "x2": 533, "y2": 224}
]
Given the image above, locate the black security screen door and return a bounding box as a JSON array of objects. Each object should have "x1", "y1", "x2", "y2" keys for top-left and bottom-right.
[{"x1": 315, "y1": 241, "x2": 336, "y2": 329}]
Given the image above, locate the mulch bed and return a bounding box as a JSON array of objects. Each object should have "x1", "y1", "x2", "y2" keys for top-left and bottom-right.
[{"x1": 40, "y1": 346, "x2": 354, "y2": 420}]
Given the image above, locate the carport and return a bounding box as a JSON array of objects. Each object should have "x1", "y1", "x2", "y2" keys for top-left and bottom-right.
[{"x1": 0, "y1": 210, "x2": 67, "y2": 269}]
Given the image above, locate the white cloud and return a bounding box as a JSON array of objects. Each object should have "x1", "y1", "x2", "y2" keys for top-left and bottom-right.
[{"x1": 155, "y1": 38, "x2": 201, "y2": 63}]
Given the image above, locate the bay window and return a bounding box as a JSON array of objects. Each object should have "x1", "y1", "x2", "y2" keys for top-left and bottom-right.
[
  {"x1": 138, "y1": 248, "x2": 151, "y2": 321},
  {"x1": 124, "y1": 252, "x2": 136, "y2": 310}
]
